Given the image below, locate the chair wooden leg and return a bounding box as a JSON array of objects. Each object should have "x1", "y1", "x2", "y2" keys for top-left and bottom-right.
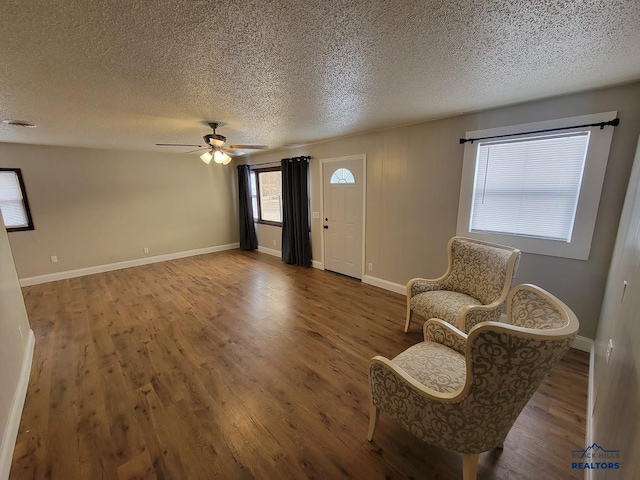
[
  {"x1": 462, "y1": 453, "x2": 479, "y2": 480},
  {"x1": 367, "y1": 403, "x2": 380, "y2": 441},
  {"x1": 404, "y1": 308, "x2": 413, "y2": 333}
]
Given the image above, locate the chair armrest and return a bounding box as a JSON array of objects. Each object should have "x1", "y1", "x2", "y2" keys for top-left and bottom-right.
[
  {"x1": 407, "y1": 277, "x2": 447, "y2": 298},
  {"x1": 423, "y1": 319, "x2": 467, "y2": 354},
  {"x1": 460, "y1": 302, "x2": 505, "y2": 332},
  {"x1": 369, "y1": 356, "x2": 462, "y2": 404}
]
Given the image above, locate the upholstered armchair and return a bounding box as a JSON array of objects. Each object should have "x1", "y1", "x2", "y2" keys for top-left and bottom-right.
[
  {"x1": 369, "y1": 284, "x2": 579, "y2": 480},
  {"x1": 405, "y1": 236, "x2": 521, "y2": 333}
]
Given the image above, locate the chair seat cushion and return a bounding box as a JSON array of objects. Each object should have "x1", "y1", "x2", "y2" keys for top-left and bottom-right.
[
  {"x1": 393, "y1": 341, "x2": 466, "y2": 393},
  {"x1": 411, "y1": 290, "x2": 482, "y2": 326}
]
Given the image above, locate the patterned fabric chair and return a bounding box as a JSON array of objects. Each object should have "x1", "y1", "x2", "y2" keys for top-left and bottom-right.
[
  {"x1": 369, "y1": 284, "x2": 579, "y2": 480},
  {"x1": 405, "y1": 237, "x2": 521, "y2": 333}
]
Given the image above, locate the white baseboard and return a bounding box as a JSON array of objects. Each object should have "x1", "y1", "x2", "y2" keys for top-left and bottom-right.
[
  {"x1": 362, "y1": 275, "x2": 406, "y2": 295},
  {"x1": 257, "y1": 246, "x2": 281, "y2": 258},
  {"x1": 0, "y1": 329, "x2": 35, "y2": 480},
  {"x1": 19, "y1": 243, "x2": 240, "y2": 286},
  {"x1": 585, "y1": 342, "x2": 595, "y2": 480},
  {"x1": 312, "y1": 260, "x2": 323, "y2": 270},
  {"x1": 572, "y1": 336, "x2": 593, "y2": 353}
]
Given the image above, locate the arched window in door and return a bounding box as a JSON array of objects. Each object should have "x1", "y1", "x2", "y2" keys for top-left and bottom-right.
[{"x1": 330, "y1": 168, "x2": 355, "y2": 184}]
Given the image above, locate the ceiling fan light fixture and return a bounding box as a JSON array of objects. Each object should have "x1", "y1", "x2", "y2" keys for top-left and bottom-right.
[
  {"x1": 213, "y1": 150, "x2": 227, "y2": 164},
  {"x1": 222, "y1": 154, "x2": 232, "y2": 165},
  {"x1": 200, "y1": 151, "x2": 213, "y2": 164}
]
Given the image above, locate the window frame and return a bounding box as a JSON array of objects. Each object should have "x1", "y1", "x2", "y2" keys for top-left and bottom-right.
[
  {"x1": 0, "y1": 167, "x2": 35, "y2": 232},
  {"x1": 456, "y1": 111, "x2": 616, "y2": 260},
  {"x1": 251, "y1": 166, "x2": 283, "y2": 227}
]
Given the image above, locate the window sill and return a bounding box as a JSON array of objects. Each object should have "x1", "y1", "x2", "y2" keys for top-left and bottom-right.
[
  {"x1": 255, "y1": 220, "x2": 282, "y2": 227},
  {"x1": 7, "y1": 225, "x2": 34, "y2": 232}
]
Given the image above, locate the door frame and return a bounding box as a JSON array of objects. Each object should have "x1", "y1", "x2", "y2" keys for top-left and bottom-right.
[{"x1": 318, "y1": 154, "x2": 367, "y2": 279}]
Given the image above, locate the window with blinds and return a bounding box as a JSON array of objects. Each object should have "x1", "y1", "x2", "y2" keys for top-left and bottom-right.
[
  {"x1": 0, "y1": 168, "x2": 34, "y2": 231},
  {"x1": 470, "y1": 132, "x2": 590, "y2": 242},
  {"x1": 457, "y1": 111, "x2": 616, "y2": 260}
]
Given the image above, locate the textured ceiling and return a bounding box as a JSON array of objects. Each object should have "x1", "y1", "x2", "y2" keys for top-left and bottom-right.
[{"x1": 1, "y1": 0, "x2": 639, "y2": 154}]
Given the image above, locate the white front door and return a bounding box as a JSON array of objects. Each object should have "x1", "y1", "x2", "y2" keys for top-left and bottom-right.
[{"x1": 322, "y1": 158, "x2": 364, "y2": 279}]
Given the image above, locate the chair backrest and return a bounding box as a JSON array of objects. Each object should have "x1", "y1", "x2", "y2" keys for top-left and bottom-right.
[
  {"x1": 442, "y1": 237, "x2": 521, "y2": 305},
  {"x1": 506, "y1": 285, "x2": 569, "y2": 329},
  {"x1": 455, "y1": 284, "x2": 578, "y2": 452}
]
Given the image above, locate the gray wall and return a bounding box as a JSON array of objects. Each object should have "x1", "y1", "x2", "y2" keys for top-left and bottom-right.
[
  {"x1": 0, "y1": 143, "x2": 239, "y2": 279},
  {"x1": 590, "y1": 136, "x2": 640, "y2": 479},
  {"x1": 246, "y1": 81, "x2": 640, "y2": 339},
  {"x1": 0, "y1": 214, "x2": 32, "y2": 476}
]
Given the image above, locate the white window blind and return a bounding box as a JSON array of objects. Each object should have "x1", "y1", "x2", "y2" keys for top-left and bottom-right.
[
  {"x1": 0, "y1": 170, "x2": 29, "y2": 228},
  {"x1": 470, "y1": 132, "x2": 590, "y2": 242}
]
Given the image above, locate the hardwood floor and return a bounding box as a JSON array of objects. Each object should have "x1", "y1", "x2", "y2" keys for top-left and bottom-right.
[{"x1": 11, "y1": 250, "x2": 589, "y2": 479}]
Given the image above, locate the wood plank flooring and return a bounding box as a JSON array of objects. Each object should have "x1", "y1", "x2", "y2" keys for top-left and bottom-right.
[{"x1": 11, "y1": 250, "x2": 589, "y2": 479}]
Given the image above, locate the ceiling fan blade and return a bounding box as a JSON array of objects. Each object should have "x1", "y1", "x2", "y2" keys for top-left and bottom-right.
[
  {"x1": 225, "y1": 144, "x2": 268, "y2": 150},
  {"x1": 182, "y1": 147, "x2": 209, "y2": 154},
  {"x1": 156, "y1": 143, "x2": 206, "y2": 147}
]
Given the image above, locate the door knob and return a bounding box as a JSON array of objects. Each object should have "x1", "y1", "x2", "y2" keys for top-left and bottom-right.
[{"x1": 323, "y1": 225, "x2": 328, "y2": 229}]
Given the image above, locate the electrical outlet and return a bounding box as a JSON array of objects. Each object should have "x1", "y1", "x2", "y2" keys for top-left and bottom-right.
[
  {"x1": 368, "y1": 262, "x2": 373, "y2": 271},
  {"x1": 50, "y1": 255, "x2": 58, "y2": 263},
  {"x1": 313, "y1": 211, "x2": 320, "y2": 219},
  {"x1": 143, "y1": 247, "x2": 149, "y2": 254},
  {"x1": 606, "y1": 339, "x2": 613, "y2": 364},
  {"x1": 272, "y1": 240, "x2": 276, "y2": 246},
  {"x1": 18, "y1": 326, "x2": 23, "y2": 341}
]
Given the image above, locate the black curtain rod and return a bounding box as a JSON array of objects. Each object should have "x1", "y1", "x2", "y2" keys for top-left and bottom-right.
[
  {"x1": 459, "y1": 118, "x2": 620, "y2": 145},
  {"x1": 247, "y1": 156, "x2": 311, "y2": 170}
]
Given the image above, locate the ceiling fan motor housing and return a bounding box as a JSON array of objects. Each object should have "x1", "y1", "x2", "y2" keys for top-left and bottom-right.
[{"x1": 204, "y1": 133, "x2": 226, "y2": 147}]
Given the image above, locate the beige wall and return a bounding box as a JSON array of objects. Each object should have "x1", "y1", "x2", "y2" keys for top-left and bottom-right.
[
  {"x1": 0, "y1": 214, "x2": 31, "y2": 471},
  {"x1": 244, "y1": 81, "x2": 640, "y2": 339},
  {"x1": 255, "y1": 223, "x2": 282, "y2": 252},
  {"x1": 590, "y1": 136, "x2": 640, "y2": 479},
  {"x1": 0, "y1": 143, "x2": 239, "y2": 279}
]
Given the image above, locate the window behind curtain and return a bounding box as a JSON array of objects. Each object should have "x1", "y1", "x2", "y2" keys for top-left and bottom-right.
[
  {"x1": 250, "y1": 167, "x2": 283, "y2": 225},
  {"x1": 250, "y1": 172, "x2": 259, "y2": 219}
]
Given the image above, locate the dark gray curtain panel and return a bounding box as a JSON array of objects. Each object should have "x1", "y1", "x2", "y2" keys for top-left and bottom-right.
[
  {"x1": 281, "y1": 157, "x2": 312, "y2": 266},
  {"x1": 237, "y1": 164, "x2": 258, "y2": 251}
]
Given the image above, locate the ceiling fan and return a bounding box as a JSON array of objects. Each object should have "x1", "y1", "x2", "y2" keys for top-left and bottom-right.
[{"x1": 156, "y1": 122, "x2": 268, "y2": 165}]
